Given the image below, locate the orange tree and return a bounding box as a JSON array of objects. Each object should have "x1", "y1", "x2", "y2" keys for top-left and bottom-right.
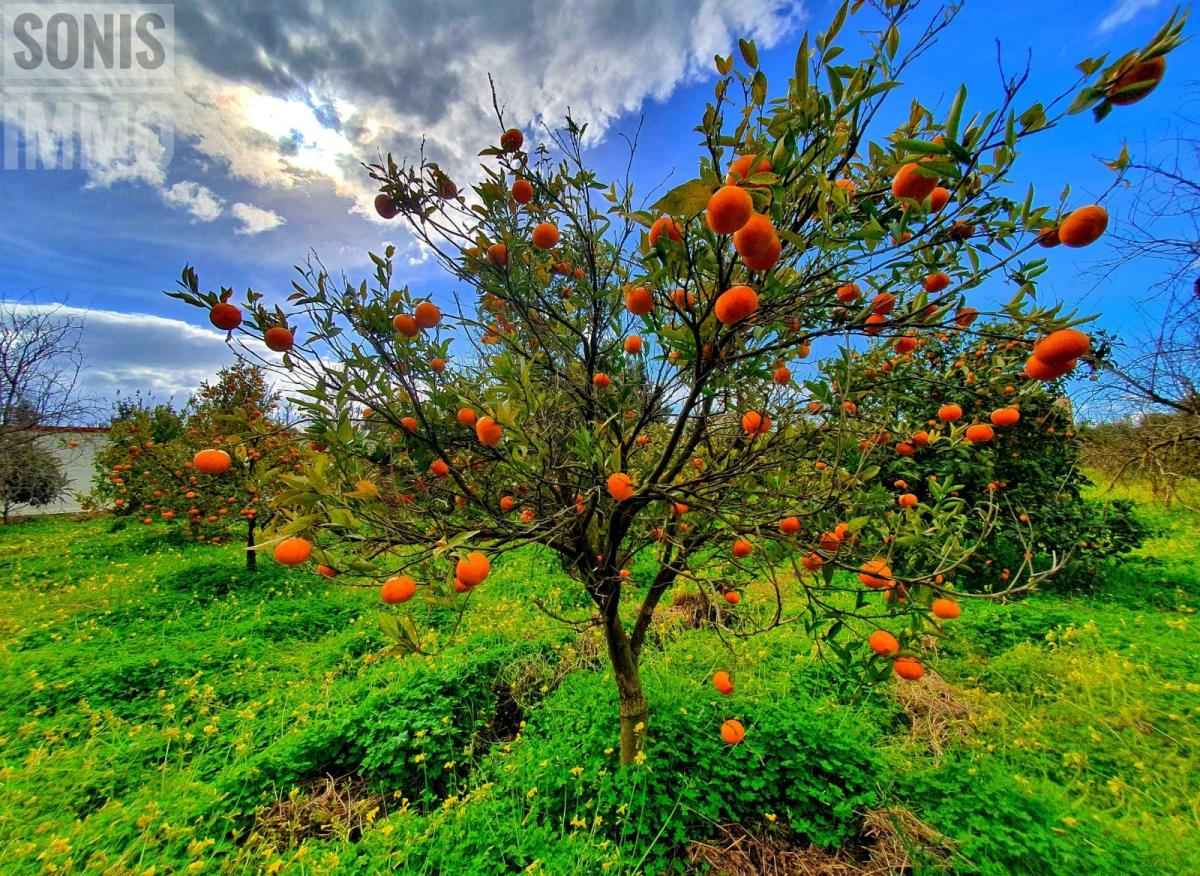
[
  {"x1": 88, "y1": 362, "x2": 301, "y2": 570},
  {"x1": 168, "y1": 3, "x2": 1183, "y2": 763},
  {"x1": 822, "y1": 319, "x2": 1147, "y2": 592}
]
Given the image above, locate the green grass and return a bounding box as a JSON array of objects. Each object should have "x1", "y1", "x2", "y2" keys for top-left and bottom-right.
[{"x1": 0, "y1": 488, "x2": 1197, "y2": 874}]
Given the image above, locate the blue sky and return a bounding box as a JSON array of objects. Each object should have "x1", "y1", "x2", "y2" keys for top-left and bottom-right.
[{"x1": 0, "y1": 0, "x2": 1192, "y2": 411}]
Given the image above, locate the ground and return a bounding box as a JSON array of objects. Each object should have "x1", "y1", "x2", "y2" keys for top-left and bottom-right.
[{"x1": 0, "y1": 481, "x2": 1196, "y2": 874}]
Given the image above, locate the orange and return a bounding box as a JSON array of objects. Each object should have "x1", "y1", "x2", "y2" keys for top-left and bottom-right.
[
  {"x1": 401, "y1": 416, "x2": 419, "y2": 432},
  {"x1": 741, "y1": 411, "x2": 771, "y2": 436},
  {"x1": 1036, "y1": 225, "x2": 1061, "y2": 247},
  {"x1": 430, "y1": 459, "x2": 450, "y2": 477},
  {"x1": 317, "y1": 564, "x2": 338, "y2": 579},
  {"x1": 500, "y1": 495, "x2": 515, "y2": 512},
  {"x1": 1024, "y1": 354, "x2": 1074, "y2": 380},
  {"x1": 923, "y1": 272, "x2": 950, "y2": 293},
  {"x1": 531, "y1": 222, "x2": 559, "y2": 249},
  {"x1": 500, "y1": 128, "x2": 523, "y2": 152},
  {"x1": 414, "y1": 301, "x2": 442, "y2": 328},
  {"x1": 868, "y1": 630, "x2": 900, "y2": 656},
  {"x1": 864, "y1": 314, "x2": 886, "y2": 335},
  {"x1": 732, "y1": 213, "x2": 780, "y2": 271},
  {"x1": 456, "y1": 552, "x2": 491, "y2": 586},
  {"x1": 802, "y1": 552, "x2": 823, "y2": 571},
  {"x1": 593, "y1": 372, "x2": 611, "y2": 388},
  {"x1": 375, "y1": 193, "x2": 399, "y2": 219},
  {"x1": 773, "y1": 365, "x2": 791, "y2": 385},
  {"x1": 954, "y1": 307, "x2": 979, "y2": 328},
  {"x1": 965, "y1": 424, "x2": 994, "y2": 443},
  {"x1": 649, "y1": 216, "x2": 683, "y2": 245},
  {"x1": 1057, "y1": 205, "x2": 1107, "y2": 248},
  {"x1": 931, "y1": 598, "x2": 961, "y2": 619},
  {"x1": 899, "y1": 493, "x2": 918, "y2": 508},
  {"x1": 726, "y1": 153, "x2": 772, "y2": 184},
  {"x1": 990, "y1": 407, "x2": 1020, "y2": 426},
  {"x1": 624, "y1": 335, "x2": 643, "y2": 354},
  {"x1": 928, "y1": 186, "x2": 951, "y2": 212},
  {"x1": 607, "y1": 472, "x2": 634, "y2": 501},
  {"x1": 487, "y1": 243, "x2": 508, "y2": 267},
  {"x1": 779, "y1": 516, "x2": 800, "y2": 535},
  {"x1": 625, "y1": 286, "x2": 654, "y2": 315},
  {"x1": 836, "y1": 283, "x2": 861, "y2": 303},
  {"x1": 381, "y1": 575, "x2": 417, "y2": 604},
  {"x1": 1107, "y1": 55, "x2": 1165, "y2": 105},
  {"x1": 705, "y1": 185, "x2": 754, "y2": 234},
  {"x1": 264, "y1": 327, "x2": 294, "y2": 352},
  {"x1": 732, "y1": 538, "x2": 753, "y2": 558},
  {"x1": 871, "y1": 292, "x2": 896, "y2": 315},
  {"x1": 720, "y1": 718, "x2": 745, "y2": 744},
  {"x1": 274, "y1": 537, "x2": 313, "y2": 566},
  {"x1": 859, "y1": 559, "x2": 894, "y2": 589},
  {"x1": 476, "y1": 416, "x2": 503, "y2": 446},
  {"x1": 430, "y1": 357, "x2": 446, "y2": 372},
  {"x1": 724, "y1": 590, "x2": 741, "y2": 605},
  {"x1": 713, "y1": 671, "x2": 734, "y2": 695},
  {"x1": 393, "y1": 313, "x2": 419, "y2": 337},
  {"x1": 714, "y1": 286, "x2": 759, "y2": 325},
  {"x1": 893, "y1": 657, "x2": 924, "y2": 680},
  {"x1": 938, "y1": 403, "x2": 963, "y2": 422},
  {"x1": 193, "y1": 449, "x2": 231, "y2": 474},
  {"x1": 671, "y1": 288, "x2": 694, "y2": 308},
  {"x1": 894, "y1": 335, "x2": 918, "y2": 354},
  {"x1": 1033, "y1": 329, "x2": 1089, "y2": 365},
  {"x1": 209, "y1": 302, "x2": 242, "y2": 331},
  {"x1": 512, "y1": 178, "x2": 534, "y2": 204},
  {"x1": 896, "y1": 441, "x2": 915, "y2": 457},
  {"x1": 892, "y1": 162, "x2": 938, "y2": 201},
  {"x1": 457, "y1": 407, "x2": 477, "y2": 426},
  {"x1": 835, "y1": 178, "x2": 857, "y2": 197}
]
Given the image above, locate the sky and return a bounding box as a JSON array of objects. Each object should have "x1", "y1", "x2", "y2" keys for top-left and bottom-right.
[{"x1": 0, "y1": 0, "x2": 1193, "y2": 416}]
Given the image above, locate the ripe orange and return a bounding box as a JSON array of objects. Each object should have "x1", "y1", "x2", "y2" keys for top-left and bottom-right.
[
  {"x1": 779, "y1": 516, "x2": 801, "y2": 535},
  {"x1": 706, "y1": 185, "x2": 754, "y2": 234},
  {"x1": 892, "y1": 162, "x2": 938, "y2": 201},
  {"x1": 487, "y1": 243, "x2": 508, "y2": 267},
  {"x1": 393, "y1": 313, "x2": 419, "y2": 337},
  {"x1": 836, "y1": 283, "x2": 861, "y2": 303},
  {"x1": 938, "y1": 403, "x2": 963, "y2": 422},
  {"x1": 607, "y1": 472, "x2": 634, "y2": 501},
  {"x1": 625, "y1": 286, "x2": 654, "y2": 315},
  {"x1": 592, "y1": 372, "x2": 611, "y2": 389},
  {"x1": 965, "y1": 424, "x2": 994, "y2": 443},
  {"x1": 1037, "y1": 225, "x2": 1061, "y2": 247},
  {"x1": 923, "y1": 272, "x2": 950, "y2": 293},
  {"x1": 726, "y1": 153, "x2": 772, "y2": 184},
  {"x1": 858, "y1": 559, "x2": 894, "y2": 589},
  {"x1": 1033, "y1": 329, "x2": 1090, "y2": 365},
  {"x1": 741, "y1": 411, "x2": 771, "y2": 436},
  {"x1": 476, "y1": 416, "x2": 503, "y2": 446},
  {"x1": 928, "y1": 186, "x2": 951, "y2": 212},
  {"x1": 264, "y1": 327, "x2": 294, "y2": 352},
  {"x1": 649, "y1": 216, "x2": 683, "y2": 245},
  {"x1": 868, "y1": 630, "x2": 900, "y2": 656},
  {"x1": 714, "y1": 286, "x2": 759, "y2": 325},
  {"x1": 721, "y1": 718, "x2": 746, "y2": 744},
  {"x1": 500, "y1": 128, "x2": 523, "y2": 152},
  {"x1": 317, "y1": 564, "x2": 338, "y2": 579},
  {"x1": 381, "y1": 575, "x2": 417, "y2": 604},
  {"x1": 500, "y1": 495, "x2": 515, "y2": 512},
  {"x1": 430, "y1": 357, "x2": 446, "y2": 372},
  {"x1": 954, "y1": 307, "x2": 979, "y2": 328},
  {"x1": 896, "y1": 441, "x2": 915, "y2": 457},
  {"x1": 773, "y1": 365, "x2": 791, "y2": 385},
  {"x1": 1057, "y1": 205, "x2": 1107, "y2": 248},
  {"x1": 193, "y1": 449, "x2": 231, "y2": 474},
  {"x1": 724, "y1": 590, "x2": 741, "y2": 605},
  {"x1": 400, "y1": 416, "x2": 419, "y2": 433},
  {"x1": 375, "y1": 194, "x2": 399, "y2": 219},
  {"x1": 624, "y1": 335, "x2": 643, "y2": 354},
  {"x1": 898, "y1": 493, "x2": 918, "y2": 508},
  {"x1": 456, "y1": 551, "x2": 491, "y2": 586},
  {"x1": 1024, "y1": 354, "x2": 1074, "y2": 381},
  {"x1": 430, "y1": 459, "x2": 450, "y2": 477},
  {"x1": 671, "y1": 288, "x2": 695, "y2": 308},
  {"x1": 732, "y1": 214, "x2": 781, "y2": 271},
  {"x1": 871, "y1": 292, "x2": 896, "y2": 315},
  {"x1": 457, "y1": 407, "x2": 477, "y2": 426},
  {"x1": 864, "y1": 314, "x2": 886, "y2": 335},
  {"x1": 274, "y1": 537, "x2": 313, "y2": 566},
  {"x1": 931, "y1": 598, "x2": 961, "y2": 619},
  {"x1": 532, "y1": 222, "x2": 559, "y2": 249},
  {"x1": 894, "y1": 335, "x2": 918, "y2": 354},
  {"x1": 1107, "y1": 55, "x2": 1166, "y2": 105},
  {"x1": 713, "y1": 671, "x2": 734, "y2": 695},
  {"x1": 209, "y1": 302, "x2": 242, "y2": 331},
  {"x1": 893, "y1": 657, "x2": 924, "y2": 680},
  {"x1": 414, "y1": 301, "x2": 442, "y2": 328},
  {"x1": 732, "y1": 538, "x2": 753, "y2": 558},
  {"x1": 512, "y1": 179, "x2": 534, "y2": 204},
  {"x1": 990, "y1": 407, "x2": 1020, "y2": 427}
]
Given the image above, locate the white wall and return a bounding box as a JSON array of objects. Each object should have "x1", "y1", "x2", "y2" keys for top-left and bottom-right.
[{"x1": 10, "y1": 430, "x2": 107, "y2": 515}]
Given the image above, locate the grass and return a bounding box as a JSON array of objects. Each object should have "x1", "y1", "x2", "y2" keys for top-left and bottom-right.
[{"x1": 0, "y1": 484, "x2": 1196, "y2": 874}]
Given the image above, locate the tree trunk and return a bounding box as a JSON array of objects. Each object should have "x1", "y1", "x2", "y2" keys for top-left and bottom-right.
[
  {"x1": 603, "y1": 611, "x2": 649, "y2": 766},
  {"x1": 245, "y1": 516, "x2": 257, "y2": 572}
]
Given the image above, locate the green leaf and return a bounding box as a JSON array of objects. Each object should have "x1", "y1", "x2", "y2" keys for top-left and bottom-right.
[
  {"x1": 946, "y1": 84, "x2": 966, "y2": 141},
  {"x1": 739, "y1": 38, "x2": 759, "y2": 68},
  {"x1": 649, "y1": 180, "x2": 712, "y2": 218}
]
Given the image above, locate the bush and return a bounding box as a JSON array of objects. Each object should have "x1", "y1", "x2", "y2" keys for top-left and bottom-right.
[{"x1": 0, "y1": 439, "x2": 68, "y2": 515}]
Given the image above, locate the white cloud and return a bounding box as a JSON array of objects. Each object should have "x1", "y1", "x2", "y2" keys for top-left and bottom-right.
[
  {"x1": 161, "y1": 181, "x2": 225, "y2": 221},
  {"x1": 1097, "y1": 0, "x2": 1161, "y2": 34},
  {"x1": 230, "y1": 202, "x2": 286, "y2": 234}
]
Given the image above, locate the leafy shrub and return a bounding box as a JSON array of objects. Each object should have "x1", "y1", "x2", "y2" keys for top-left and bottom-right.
[{"x1": 0, "y1": 439, "x2": 67, "y2": 513}]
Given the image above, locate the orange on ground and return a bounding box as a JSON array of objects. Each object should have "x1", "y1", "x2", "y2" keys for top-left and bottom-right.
[
  {"x1": 713, "y1": 671, "x2": 734, "y2": 695},
  {"x1": 721, "y1": 719, "x2": 746, "y2": 744}
]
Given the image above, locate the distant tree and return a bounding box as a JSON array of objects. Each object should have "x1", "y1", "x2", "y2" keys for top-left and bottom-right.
[{"x1": 0, "y1": 441, "x2": 68, "y2": 522}]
